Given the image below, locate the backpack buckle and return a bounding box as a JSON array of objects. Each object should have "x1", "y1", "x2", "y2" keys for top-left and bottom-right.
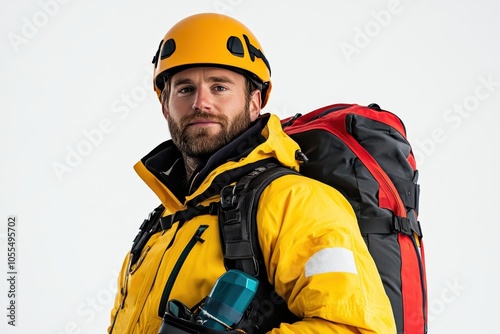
[
  {"x1": 393, "y1": 216, "x2": 413, "y2": 236},
  {"x1": 220, "y1": 185, "x2": 238, "y2": 209}
]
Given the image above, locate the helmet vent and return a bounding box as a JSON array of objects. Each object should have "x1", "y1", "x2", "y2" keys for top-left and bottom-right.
[
  {"x1": 152, "y1": 40, "x2": 164, "y2": 68},
  {"x1": 227, "y1": 36, "x2": 244, "y2": 58},
  {"x1": 160, "y1": 38, "x2": 176, "y2": 60},
  {"x1": 243, "y1": 34, "x2": 271, "y2": 75}
]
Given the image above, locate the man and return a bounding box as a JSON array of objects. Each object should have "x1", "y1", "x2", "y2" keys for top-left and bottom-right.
[{"x1": 109, "y1": 13, "x2": 396, "y2": 333}]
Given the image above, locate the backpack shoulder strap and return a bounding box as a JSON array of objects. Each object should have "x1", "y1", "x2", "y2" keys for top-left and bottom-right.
[
  {"x1": 130, "y1": 203, "x2": 165, "y2": 266},
  {"x1": 218, "y1": 162, "x2": 299, "y2": 277},
  {"x1": 217, "y1": 162, "x2": 302, "y2": 332}
]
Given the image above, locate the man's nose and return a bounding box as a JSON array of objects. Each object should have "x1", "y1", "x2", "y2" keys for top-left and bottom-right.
[{"x1": 192, "y1": 86, "x2": 212, "y2": 111}]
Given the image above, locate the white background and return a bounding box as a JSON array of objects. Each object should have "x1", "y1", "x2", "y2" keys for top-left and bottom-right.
[{"x1": 1, "y1": 0, "x2": 499, "y2": 333}]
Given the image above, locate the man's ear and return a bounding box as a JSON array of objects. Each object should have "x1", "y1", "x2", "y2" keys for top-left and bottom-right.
[
  {"x1": 161, "y1": 102, "x2": 169, "y2": 119},
  {"x1": 249, "y1": 90, "x2": 262, "y2": 121}
]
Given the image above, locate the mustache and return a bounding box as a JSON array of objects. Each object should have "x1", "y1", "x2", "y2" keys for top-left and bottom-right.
[{"x1": 181, "y1": 112, "x2": 228, "y2": 126}]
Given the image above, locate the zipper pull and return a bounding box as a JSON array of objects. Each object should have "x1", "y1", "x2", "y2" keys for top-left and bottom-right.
[
  {"x1": 282, "y1": 113, "x2": 302, "y2": 128},
  {"x1": 195, "y1": 225, "x2": 208, "y2": 243},
  {"x1": 120, "y1": 257, "x2": 133, "y2": 309}
]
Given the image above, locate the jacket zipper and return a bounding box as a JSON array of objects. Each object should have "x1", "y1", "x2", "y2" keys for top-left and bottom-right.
[
  {"x1": 158, "y1": 225, "x2": 209, "y2": 317},
  {"x1": 113, "y1": 221, "x2": 182, "y2": 333},
  {"x1": 109, "y1": 256, "x2": 133, "y2": 334}
]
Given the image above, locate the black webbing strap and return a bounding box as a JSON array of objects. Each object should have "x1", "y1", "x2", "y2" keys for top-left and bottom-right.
[
  {"x1": 130, "y1": 204, "x2": 165, "y2": 266},
  {"x1": 358, "y1": 216, "x2": 423, "y2": 237},
  {"x1": 218, "y1": 162, "x2": 298, "y2": 277},
  {"x1": 218, "y1": 163, "x2": 302, "y2": 332},
  {"x1": 159, "y1": 203, "x2": 218, "y2": 231},
  {"x1": 390, "y1": 174, "x2": 420, "y2": 213},
  {"x1": 130, "y1": 203, "x2": 218, "y2": 267},
  {"x1": 189, "y1": 158, "x2": 279, "y2": 207},
  {"x1": 129, "y1": 159, "x2": 278, "y2": 270}
]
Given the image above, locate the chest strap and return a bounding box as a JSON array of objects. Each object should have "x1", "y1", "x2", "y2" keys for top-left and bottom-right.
[{"x1": 129, "y1": 203, "x2": 218, "y2": 267}]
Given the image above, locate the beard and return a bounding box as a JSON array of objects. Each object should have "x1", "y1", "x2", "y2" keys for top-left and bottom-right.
[{"x1": 167, "y1": 106, "x2": 252, "y2": 160}]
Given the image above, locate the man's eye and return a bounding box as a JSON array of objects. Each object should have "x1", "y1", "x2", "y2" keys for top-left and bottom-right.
[
  {"x1": 178, "y1": 87, "x2": 193, "y2": 93},
  {"x1": 213, "y1": 85, "x2": 227, "y2": 91}
]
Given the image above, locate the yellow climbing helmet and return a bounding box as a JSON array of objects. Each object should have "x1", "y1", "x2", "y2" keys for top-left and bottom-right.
[{"x1": 152, "y1": 13, "x2": 272, "y2": 107}]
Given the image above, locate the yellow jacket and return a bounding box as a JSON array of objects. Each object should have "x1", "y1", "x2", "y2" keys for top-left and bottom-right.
[{"x1": 109, "y1": 114, "x2": 396, "y2": 333}]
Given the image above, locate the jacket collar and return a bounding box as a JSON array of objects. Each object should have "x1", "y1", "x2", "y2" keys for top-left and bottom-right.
[{"x1": 134, "y1": 114, "x2": 300, "y2": 211}]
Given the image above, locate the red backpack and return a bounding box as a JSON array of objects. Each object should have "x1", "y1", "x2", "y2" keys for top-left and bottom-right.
[
  {"x1": 132, "y1": 103, "x2": 427, "y2": 333},
  {"x1": 217, "y1": 103, "x2": 427, "y2": 333}
]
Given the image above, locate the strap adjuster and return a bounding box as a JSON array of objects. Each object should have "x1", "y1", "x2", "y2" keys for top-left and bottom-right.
[
  {"x1": 393, "y1": 217, "x2": 413, "y2": 236},
  {"x1": 220, "y1": 185, "x2": 238, "y2": 209},
  {"x1": 160, "y1": 214, "x2": 175, "y2": 231}
]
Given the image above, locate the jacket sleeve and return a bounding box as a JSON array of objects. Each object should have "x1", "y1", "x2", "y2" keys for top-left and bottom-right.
[{"x1": 256, "y1": 174, "x2": 397, "y2": 334}]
